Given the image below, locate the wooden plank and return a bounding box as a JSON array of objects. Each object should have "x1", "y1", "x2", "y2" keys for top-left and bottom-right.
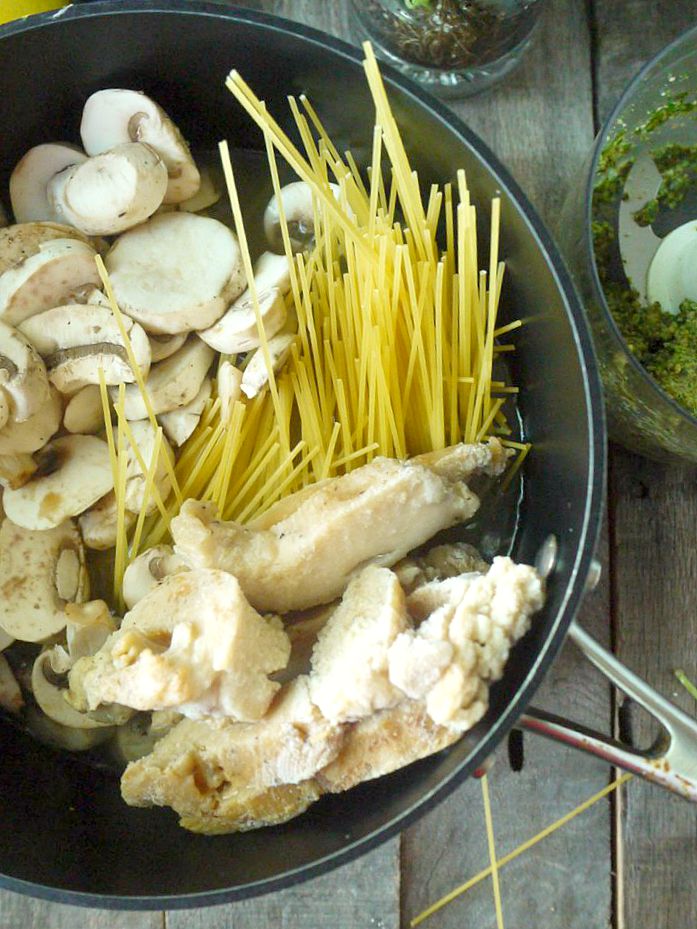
[
  {"x1": 401, "y1": 1, "x2": 615, "y2": 926},
  {"x1": 593, "y1": 3, "x2": 697, "y2": 928},
  {"x1": 0, "y1": 891, "x2": 160, "y2": 929}
]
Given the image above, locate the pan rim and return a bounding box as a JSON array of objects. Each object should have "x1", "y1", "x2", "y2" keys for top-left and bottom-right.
[{"x1": 0, "y1": 0, "x2": 607, "y2": 909}]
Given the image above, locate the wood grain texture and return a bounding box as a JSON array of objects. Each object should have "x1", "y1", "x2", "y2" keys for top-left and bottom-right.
[
  {"x1": 593, "y1": 3, "x2": 697, "y2": 928},
  {"x1": 0, "y1": 893, "x2": 160, "y2": 929}
]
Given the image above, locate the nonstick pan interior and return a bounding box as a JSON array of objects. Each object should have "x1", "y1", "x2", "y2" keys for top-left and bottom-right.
[{"x1": 0, "y1": 0, "x2": 605, "y2": 908}]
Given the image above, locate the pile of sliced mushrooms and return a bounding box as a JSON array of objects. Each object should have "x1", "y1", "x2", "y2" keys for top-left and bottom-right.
[{"x1": 0, "y1": 89, "x2": 307, "y2": 755}]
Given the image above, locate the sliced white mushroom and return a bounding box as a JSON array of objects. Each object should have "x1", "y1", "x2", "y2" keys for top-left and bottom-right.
[
  {"x1": 20, "y1": 302, "x2": 151, "y2": 393},
  {"x1": 104, "y1": 212, "x2": 245, "y2": 334},
  {"x1": 63, "y1": 385, "x2": 104, "y2": 434},
  {"x1": 254, "y1": 251, "x2": 292, "y2": 295},
  {"x1": 9, "y1": 143, "x2": 87, "y2": 224},
  {"x1": 80, "y1": 89, "x2": 200, "y2": 204},
  {"x1": 0, "y1": 386, "x2": 62, "y2": 455},
  {"x1": 241, "y1": 333, "x2": 296, "y2": 399},
  {"x1": 0, "y1": 238, "x2": 101, "y2": 327},
  {"x1": 120, "y1": 419, "x2": 174, "y2": 514},
  {"x1": 176, "y1": 167, "x2": 220, "y2": 213},
  {"x1": 3, "y1": 434, "x2": 113, "y2": 530},
  {"x1": 0, "y1": 517, "x2": 87, "y2": 641},
  {"x1": 159, "y1": 378, "x2": 211, "y2": 446},
  {"x1": 264, "y1": 181, "x2": 343, "y2": 253},
  {"x1": 148, "y1": 332, "x2": 186, "y2": 363},
  {"x1": 0, "y1": 453, "x2": 37, "y2": 489},
  {"x1": 114, "y1": 336, "x2": 214, "y2": 420},
  {"x1": 0, "y1": 320, "x2": 52, "y2": 421},
  {"x1": 33, "y1": 651, "x2": 111, "y2": 729},
  {"x1": 47, "y1": 142, "x2": 168, "y2": 236},
  {"x1": 198, "y1": 286, "x2": 287, "y2": 355},
  {"x1": 217, "y1": 361, "x2": 242, "y2": 422},
  {"x1": 0, "y1": 221, "x2": 91, "y2": 277},
  {"x1": 24, "y1": 705, "x2": 114, "y2": 751},
  {"x1": 0, "y1": 391, "x2": 9, "y2": 431},
  {"x1": 122, "y1": 545, "x2": 190, "y2": 610},
  {"x1": 0, "y1": 654, "x2": 23, "y2": 713},
  {"x1": 79, "y1": 491, "x2": 136, "y2": 551}
]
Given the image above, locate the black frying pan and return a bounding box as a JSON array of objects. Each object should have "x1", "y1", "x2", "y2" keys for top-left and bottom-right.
[{"x1": 0, "y1": 0, "x2": 679, "y2": 911}]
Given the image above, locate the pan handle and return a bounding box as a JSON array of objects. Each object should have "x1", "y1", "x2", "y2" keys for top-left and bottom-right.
[{"x1": 518, "y1": 622, "x2": 697, "y2": 799}]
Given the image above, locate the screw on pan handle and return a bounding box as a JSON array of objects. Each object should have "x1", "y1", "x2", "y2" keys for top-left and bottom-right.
[{"x1": 519, "y1": 622, "x2": 697, "y2": 800}]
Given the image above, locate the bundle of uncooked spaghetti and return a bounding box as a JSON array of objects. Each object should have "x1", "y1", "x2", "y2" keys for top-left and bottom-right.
[{"x1": 99, "y1": 43, "x2": 526, "y2": 596}]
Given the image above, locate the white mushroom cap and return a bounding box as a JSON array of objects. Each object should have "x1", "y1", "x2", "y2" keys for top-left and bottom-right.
[
  {"x1": 79, "y1": 491, "x2": 135, "y2": 551},
  {"x1": 9, "y1": 143, "x2": 87, "y2": 224},
  {"x1": 47, "y1": 142, "x2": 168, "y2": 236},
  {"x1": 0, "y1": 320, "x2": 52, "y2": 421},
  {"x1": 0, "y1": 654, "x2": 22, "y2": 713},
  {"x1": 0, "y1": 453, "x2": 38, "y2": 490},
  {"x1": 119, "y1": 419, "x2": 174, "y2": 515},
  {"x1": 33, "y1": 651, "x2": 111, "y2": 729},
  {"x1": 3, "y1": 434, "x2": 113, "y2": 530},
  {"x1": 217, "y1": 361, "x2": 242, "y2": 422},
  {"x1": 63, "y1": 385, "x2": 105, "y2": 434},
  {"x1": 104, "y1": 212, "x2": 245, "y2": 334},
  {"x1": 241, "y1": 333, "x2": 296, "y2": 399},
  {"x1": 148, "y1": 332, "x2": 186, "y2": 363},
  {"x1": 81, "y1": 89, "x2": 201, "y2": 205},
  {"x1": 122, "y1": 544, "x2": 190, "y2": 610},
  {"x1": 159, "y1": 377, "x2": 211, "y2": 446},
  {"x1": 198, "y1": 286, "x2": 287, "y2": 354},
  {"x1": 20, "y1": 302, "x2": 151, "y2": 394},
  {"x1": 264, "y1": 181, "x2": 343, "y2": 253},
  {"x1": 0, "y1": 221, "x2": 91, "y2": 277},
  {"x1": 176, "y1": 167, "x2": 220, "y2": 214},
  {"x1": 114, "y1": 336, "x2": 214, "y2": 420},
  {"x1": 254, "y1": 251, "x2": 292, "y2": 295},
  {"x1": 0, "y1": 385, "x2": 62, "y2": 455},
  {"x1": 0, "y1": 238, "x2": 101, "y2": 327},
  {"x1": 0, "y1": 517, "x2": 87, "y2": 641}
]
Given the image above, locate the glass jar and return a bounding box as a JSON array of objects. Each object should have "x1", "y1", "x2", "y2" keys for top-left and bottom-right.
[{"x1": 349, "y1": 0, "x2": 545, "y2": 99}]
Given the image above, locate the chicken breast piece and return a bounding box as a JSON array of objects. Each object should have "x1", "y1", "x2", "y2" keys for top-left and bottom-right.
[
  {"x1": 68, "y1": 569, "x2": 290, "y2": 721},
  {"x1": 309, "y1": 565, "x2": 410, "y2": 723},
  {"x1": 172, "y1": 440, "x2": 505, "y2": 613},
  {"x1": 121, "y1": 677, "x2": 343, "y2": 834},
  {"x1": 390, "y1": 557, "x2": 545, "y2": 731}
]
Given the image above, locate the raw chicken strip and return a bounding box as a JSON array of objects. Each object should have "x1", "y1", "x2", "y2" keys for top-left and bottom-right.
[{"x1": 171, "y1": 439, "x2": 506, "y2": 613}]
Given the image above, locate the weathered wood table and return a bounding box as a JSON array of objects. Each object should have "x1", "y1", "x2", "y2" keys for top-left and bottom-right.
[{"x1": 2, "y1": 0, "x2": 696, "y2": 926}]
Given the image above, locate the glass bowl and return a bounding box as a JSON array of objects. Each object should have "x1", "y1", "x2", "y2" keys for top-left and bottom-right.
[{"x1": 561, "y1": 24, "x2": 697, "y2": 462}]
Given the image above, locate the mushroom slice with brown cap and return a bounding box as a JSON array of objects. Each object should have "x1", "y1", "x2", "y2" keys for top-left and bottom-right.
[
  {"x1": 120, "y1": 420, "x2": 174, "y2": 514},
  {"x1": 3, "y1": 434, "x2": 113, "y2": 530},
  {"x1": 0, "y1": 517, "x2": 87, "y2": 641},
  {"x1": 149, "y1": 332, "x2": 186, "y2": 364},
  {"x1": 115, "y1": 337, "x2": 214, "y2": 420},
  {"x1": 0, "y1": 238, "x2": 101, "y2": 327},
  {"x1": 0, "y1": 386, "x2": 62, "y2": 456},
  {"x1": 159, "y1": 378, "x2": 211, "y2": 446},
  {"x1": 0, "y1": 320, "x2": 52, "y2": 421},
  {"x1": 33, "y1": 650, "x2": 112, "y2": 730},
  {"x1": 240, "y1": 333, "x2": 295, "y2": 400},
  {"x1": 80, "y1": 89, "x2": 201, "y2": 205},
  {"x1": 9, "y1": 143, "x2": 87, "y2": 224},
  {"x1": 47, "y1": 142, "x2": 168, "y2": 237},
  {"x1": 122, "y1": 545, "x2": 190, "y2": 610},
  {"x1": 0, "y1": 655, "x2": 22, "y2": 713},
  {"x1": 0, "y1": 221, "x2": 91, "y2": 277},
  {"x1": 20, "y1": 303, "x2": 151, "y2": 393},
  {"x1": 198, "y1": 287, "x2": 287, "y2": 355},
  {"x1": 63, "y1": 385, "x2": 104, "y2": 434},
  {"x1": 79, "y1": 492, "x2": 136, "y2": 551},
  {"x1": 264, "y1": 181, "x2": 345, "y2": 253},
  {"x1": 105, "y1": 213, "x2": 245, "y2": 334}
]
